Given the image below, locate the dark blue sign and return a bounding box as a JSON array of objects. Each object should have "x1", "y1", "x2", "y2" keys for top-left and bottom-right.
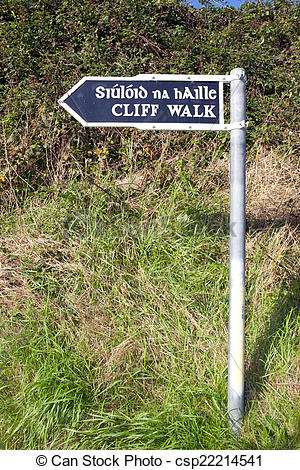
[{"x1": 59, "y1": 76, "x2": 223, "y2": 129}]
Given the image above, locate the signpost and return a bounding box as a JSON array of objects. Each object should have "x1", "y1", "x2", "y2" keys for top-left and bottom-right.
[{"x1": 59, "y1": 70, "x2": 247, "y2": 433}]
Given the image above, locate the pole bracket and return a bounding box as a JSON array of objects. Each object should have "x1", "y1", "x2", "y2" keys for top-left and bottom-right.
[{"x1": 225, "y1": 120, "x2": 248, "y2": 130}]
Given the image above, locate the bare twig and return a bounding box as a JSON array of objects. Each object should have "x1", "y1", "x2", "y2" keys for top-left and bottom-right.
[{"x1": 126, "y1": 30, "x2": 163, "y2": 58}]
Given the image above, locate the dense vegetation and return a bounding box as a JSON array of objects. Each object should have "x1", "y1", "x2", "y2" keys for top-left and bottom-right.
[
  {"x1": 0, "y1": 0, "x2": 299, "y2": 449},
  {"x1": 1, "y1": 0, "x2": 299, "y2": 198}
]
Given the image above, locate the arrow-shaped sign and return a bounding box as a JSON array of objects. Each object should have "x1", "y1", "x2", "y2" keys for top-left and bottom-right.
[{"x1": 59, "y1": 74, "x2": 226, "y2": 130}]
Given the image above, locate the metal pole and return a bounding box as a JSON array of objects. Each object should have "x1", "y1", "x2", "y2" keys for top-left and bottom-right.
[{"x1": 228, "y1": 68, "x2": 246, "y2": 433}]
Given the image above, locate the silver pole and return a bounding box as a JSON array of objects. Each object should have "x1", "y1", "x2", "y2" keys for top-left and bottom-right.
[{"x1": 228, "y1": 68, "x2": 246, "y2": 433}]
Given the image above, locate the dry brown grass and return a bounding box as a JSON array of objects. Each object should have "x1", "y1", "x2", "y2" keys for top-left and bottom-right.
[
  {"x1": 197, "y1": 147, "x2": 299, "y2": 229},
  {"x1": 201, "y1": 146, "x2": 300, "y2": 289},
  {"x1": 0, "y1": 238, "x2": 33, "y2": 313},
  {"x1": 246, "y1": 149, "x2": 299, "y2": 229}
]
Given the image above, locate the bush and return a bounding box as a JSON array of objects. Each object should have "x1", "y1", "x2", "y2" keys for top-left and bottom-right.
[{"x1": 0, "y1": 0, "x2": 299, "y2": 204}]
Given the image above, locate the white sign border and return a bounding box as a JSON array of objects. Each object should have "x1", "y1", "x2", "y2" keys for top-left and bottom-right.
[{"x1": 58, "y1": 74, "x2": 239, "y2": 131}]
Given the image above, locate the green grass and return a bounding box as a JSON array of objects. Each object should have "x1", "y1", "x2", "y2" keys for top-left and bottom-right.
[{"x1": 0, "y1": 154, "x2": 299, "y2": 449}]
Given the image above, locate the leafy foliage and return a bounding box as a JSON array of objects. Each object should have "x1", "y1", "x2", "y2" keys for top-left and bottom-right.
[{"x1": 0, "y1": 0, "x2": 299, "y2": 200}]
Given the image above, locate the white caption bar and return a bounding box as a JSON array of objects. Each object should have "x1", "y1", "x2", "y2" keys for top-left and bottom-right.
[{"x1": 0, "y1": 450, "x2": 298, "y2": 470}]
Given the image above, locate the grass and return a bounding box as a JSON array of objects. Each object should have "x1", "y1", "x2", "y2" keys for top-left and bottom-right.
[{"x1": 0, "y1": 143, "x2": 299, "y2": 449}]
